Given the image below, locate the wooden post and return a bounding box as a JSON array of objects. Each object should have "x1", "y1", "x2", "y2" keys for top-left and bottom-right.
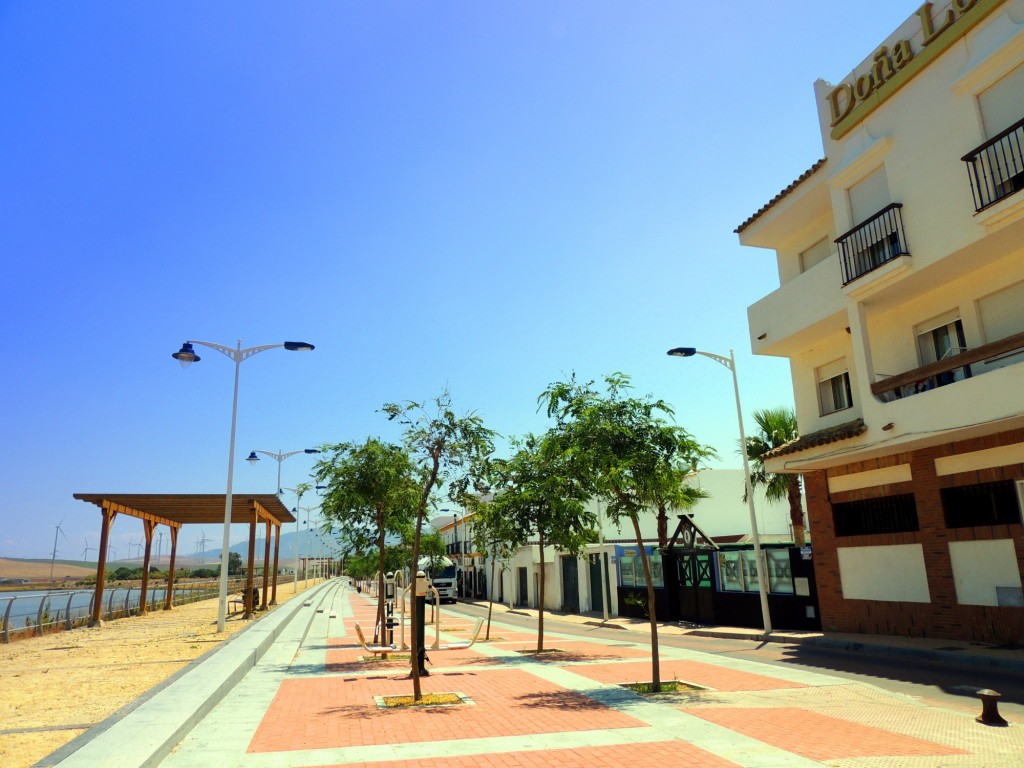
[
  {"x1": 243, "y1": 510, "x2": 257, "y2": 620},
  {"x1": 164, "y1": 527, "x2": 179, "y2": 610},
  {"x1": 91, "y1": 507, "x2": 117, "y2": 626},
  {"x1": 261, "y1": 519, "x2": 271, "y2": 610},
  {"x1": 270, "y1": 523, "x2": 281, "y2": 605},
  {"x1": 139, "y1": 520, "x2": 156, "y2": 615}
]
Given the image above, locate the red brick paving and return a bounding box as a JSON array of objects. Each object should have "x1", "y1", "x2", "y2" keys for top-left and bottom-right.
[
  {"x1": 298, "y1": 740, "x2": 740, "y2": 768},
  {"x1": 251, "y1": 592, "x2": 979, "y2": 766},
  {"x1": 570, "y1": 659, "x2": 808, "y2": 691},
  {"x1": 684, "y1": 707, "x2": 967, "y2": 760},
  {"x1": 249, "y1": 667, "x2": 648, "y2": 753},
  {"x1": 506, "y1": 639, "x2": 650, "y2": 661}
]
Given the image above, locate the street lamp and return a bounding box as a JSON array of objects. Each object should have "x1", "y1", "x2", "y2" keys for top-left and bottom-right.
[
  {"x1": 667, "y1": 346, "x2": 772, "y2": 635},
  {"x1": 172, "y1": 338, "x2": 315, "y2": 632},
  {"x1": 246, "y1": 448, "x2": 321, "y2": 494},
  {"x1": 297, "y1": 504, "x2": 319, "y2": 588}
]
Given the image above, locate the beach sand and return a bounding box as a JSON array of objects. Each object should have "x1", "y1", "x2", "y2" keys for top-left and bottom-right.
[{"x1": 0, "y1": 582, "x2": 317, "y2": 768}]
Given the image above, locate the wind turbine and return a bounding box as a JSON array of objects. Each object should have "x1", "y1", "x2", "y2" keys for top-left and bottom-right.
[
  {"x1": 107, "y1": 543, "x2": 118, "y2": 562},
  {"x1": 49, "y1": 519, "x2": 70, "y2": 585},
  {"x1": 197, "y1": 533, "x2": 212, "y2": 563},
  {"x1": 81, "y1": 537, "x2": 95, "y2": 562}
]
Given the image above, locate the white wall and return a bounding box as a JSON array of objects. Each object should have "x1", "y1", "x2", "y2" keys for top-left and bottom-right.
[
  {"x1": 838, "y1": 544, "x2": 931, "y2": 603},
  {"x1": 948, "y1": 539, "x2": 1023, "y2": 606}
]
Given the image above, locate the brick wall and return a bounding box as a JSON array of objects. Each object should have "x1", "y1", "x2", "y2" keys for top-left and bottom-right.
[{"x1": 805, "y1": 429, "x2": 1024, "y2": 644}]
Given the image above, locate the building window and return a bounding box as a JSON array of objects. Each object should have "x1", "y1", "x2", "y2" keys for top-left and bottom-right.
[
  {"x1": 964, "y1": 64, "x2": 1024, "y2": 212},
  {"x1": 800, "y1": 237, "x2": 832, "y2": 273},
  {"x1": 817, "y1": 359, "x2": 853, "y2": 415},
  {"x1": 766, "y1": 550, "x2": 795, "y2": 594},
  {"x1": 717, "y1": 550, "x2": 791, "y2": 594},
  {"x1": 941, "y1": 481, "x2": 1021, "y2": 528},
  {"x1": 913, "y1": 314, "x2": 971, "y2": 390},
  {"x1": 832, "y1": 494, "x2": 919, "y2": 536},
  {"x1": 618, "y1": 552, "x2": 663, "y2": 588}
]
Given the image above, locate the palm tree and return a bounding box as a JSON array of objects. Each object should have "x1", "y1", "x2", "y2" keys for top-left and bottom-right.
[{"x1": 743, "y1": 407, "x2": 806, "y2": 547}]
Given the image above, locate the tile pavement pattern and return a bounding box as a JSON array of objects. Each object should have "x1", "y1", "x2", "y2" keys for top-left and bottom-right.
[{"x1": 160, "y1": 583, "x2": 1024, "y2": 768}]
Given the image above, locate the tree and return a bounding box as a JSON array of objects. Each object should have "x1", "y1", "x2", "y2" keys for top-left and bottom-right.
[
  {"x1": 315, "y1": 438, "x2": 419, "y2": 643},
  {"x1": 382, "y1": 390, "x2": 495, "y2": 701},
  {"x1": 488, "y1": 433, "x2": 595, "y2": 651},
  {"x1": 228, "y1": 551, "x2": 242, "y2": 576},
  {"x1": 743, "y1": 407, "x2": 806, "y2": 547},
  {"x1": 541, "y1": 373, "x2": 714, "y2": 691}
]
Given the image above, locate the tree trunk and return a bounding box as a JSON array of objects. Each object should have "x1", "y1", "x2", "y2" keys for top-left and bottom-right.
[
  {"x1": 788, "y1": 477, "x2": 806, "y2": 548},
  {"x1": 375, "y1": 511, "x2": 387, "y2": 644},
  {"x1": 656, "y1": 504, "x2": 668, "y2": 549},
  {"x1": 632, "y1": 516, "x2": 660, "y2": 692},
  {"x1": 409, "y1": 457, "x2": 440, "y2": 701},
  {"x1": 537, "y1": 526, "x2": 545, "y2": 653},
  {"x1": 486, "y1": 550, "x2": 496, "y2": 641}
]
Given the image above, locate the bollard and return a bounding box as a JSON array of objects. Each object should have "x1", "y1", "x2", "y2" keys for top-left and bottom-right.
[
  {"x1": 415, "y1": 570, "x2": 429, "y2": 676},
  {"x1": 976, "y1": 689, "x2": 1008, "y2": 726}
]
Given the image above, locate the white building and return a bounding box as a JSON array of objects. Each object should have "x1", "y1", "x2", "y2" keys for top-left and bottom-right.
[
  {"x1": 431, "y1": 468, "x2": 795, "y2": 616},
  {"x1": 739, "y1": 0, "x2": 1024, "y2": 643}
]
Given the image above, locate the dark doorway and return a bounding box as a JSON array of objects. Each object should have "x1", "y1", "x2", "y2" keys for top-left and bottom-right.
[
  {"x1": 561, "y1": 556, "x2": 579, "y2": 613},
  {"x1": 678, "y1": 551, "x2": 715, "y2": 623},
  {"x1": 589, "y1": 554, "x2": 603, "y2": 613},
  {"x1": 517, "y1": 567, "x2": 528, "y2": 607}
]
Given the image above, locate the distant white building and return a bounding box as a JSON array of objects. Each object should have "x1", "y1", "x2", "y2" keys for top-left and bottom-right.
[{"x1": 431, "y1": 468, "x2": 797, "y2": 616}]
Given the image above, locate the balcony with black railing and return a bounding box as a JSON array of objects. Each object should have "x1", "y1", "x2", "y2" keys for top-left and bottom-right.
[
  {"x1": 963, "y1": 116, "x2": 1024, "y2": 213},
  {"x1": 835, "y1": 203, "x2": 910, "y2": 286}
]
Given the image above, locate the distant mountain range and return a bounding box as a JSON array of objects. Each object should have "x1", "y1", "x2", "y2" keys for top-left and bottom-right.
[{"x1": 5, "y1": 530, "x2": 343, "y2": 572}]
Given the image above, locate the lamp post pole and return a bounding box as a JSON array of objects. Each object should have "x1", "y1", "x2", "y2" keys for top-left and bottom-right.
[
  {"x1": 248, "y1": 448, "x2": 321, "y2": 495},
  {"x1": 251, "y1": 450, "x2": 319, "y2": 593},
  {"x1": 298, "y1": 505, "x2": 316, "y2": 588},
  {"x1": 172, "y1": 338, "x2": 314, "y2": 632},
  {"x1": 667, "y1": 346, "x2": 772, "y2": 635},
  {"x1": 281, "y1": 486, "x2": 306, "y2": 593}
]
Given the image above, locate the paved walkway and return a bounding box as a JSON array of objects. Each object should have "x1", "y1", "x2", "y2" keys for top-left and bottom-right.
[{"x1": 46, "y1": 580, "x2": 1024, "y2": 768}]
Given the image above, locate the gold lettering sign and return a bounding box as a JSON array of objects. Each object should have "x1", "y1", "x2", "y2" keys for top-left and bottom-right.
[{"x1": 828, "y1": 0, "x2": 1002, "y2": 139}]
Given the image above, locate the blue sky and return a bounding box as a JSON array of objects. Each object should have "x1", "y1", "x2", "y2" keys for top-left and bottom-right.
[{"x1": 1, "y1": 2, "x2": 914, "y2": 560}]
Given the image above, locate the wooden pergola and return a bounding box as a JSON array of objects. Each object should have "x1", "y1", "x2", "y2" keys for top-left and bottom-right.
[{"x1": 73, "y1": 493, "x2": 296, "y2": 626}]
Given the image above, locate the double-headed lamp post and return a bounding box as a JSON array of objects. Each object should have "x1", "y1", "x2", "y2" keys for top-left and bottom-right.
[
  {"x1": 172, "y1": 339, "x2": 315, "y2": 632},
  {"x1": 247, "y1": 448, "x2": 321, "y2": 494},
  {"x1": 667, "y1": 346, "x2": 772, "y2": 635}
]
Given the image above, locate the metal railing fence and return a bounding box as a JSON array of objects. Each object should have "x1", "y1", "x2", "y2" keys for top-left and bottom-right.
[{"x1": 1, "y1": 578, "x2": 249, "y2": 643}]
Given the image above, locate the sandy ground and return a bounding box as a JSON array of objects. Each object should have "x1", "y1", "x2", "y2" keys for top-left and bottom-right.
[{"x1": 0, "y1": 582, "x2": 319, "y2": 768}]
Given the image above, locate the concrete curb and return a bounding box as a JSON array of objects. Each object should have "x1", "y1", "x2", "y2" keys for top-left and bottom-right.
[
  {"x1": 802, "y1": 635, "x2": 1024, "y2": 672},
  {"x1": 37, "y1": 582, "x2": 335, "y2": 768}
]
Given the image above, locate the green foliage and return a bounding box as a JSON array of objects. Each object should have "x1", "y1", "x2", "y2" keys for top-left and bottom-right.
[
  {"x1": 540, "y1": 372, "x2": 715, "y2": 691},
  {"x1": 315, "y1": 437, "x2": 421, "y2": 637},
  {"x1": 417, "y1": 530, "x2": 447, "y2": 568},
  {"x1": 191, "y1": 567, "x2": 218, "y2": 578},
  {"x1": 488, "y1": 431, "x2": 596, "y2": 652},
  {"x1": 344, "y1": 552, "x2": 378, "y2": 581},
  {"x1": 381, "y1": 389, "x2": 496, "y2": 699},
  {"x1": 744, "y1": 406, "x2": 806, "y2": 546},
  {"x1": 228, "y1": 552, "x2": 242, "y2": 576}
]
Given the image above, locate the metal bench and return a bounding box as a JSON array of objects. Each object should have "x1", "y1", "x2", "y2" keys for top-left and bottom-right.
[{"x1": 352, "y1": 622, "x2": 397, "y2": 657}]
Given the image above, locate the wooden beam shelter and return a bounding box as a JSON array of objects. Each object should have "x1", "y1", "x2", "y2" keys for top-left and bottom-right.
[{"x1": 73, "y1": 493, "x2": 296, "y2": 627}]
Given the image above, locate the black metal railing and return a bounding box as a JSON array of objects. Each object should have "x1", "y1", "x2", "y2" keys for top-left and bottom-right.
[
  {"x1": 835, "y1": 203, "x2": 909, "y2": 286},
  {"x1": 962, "y1": 116, "x2": 1024, "y2": 212}
]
